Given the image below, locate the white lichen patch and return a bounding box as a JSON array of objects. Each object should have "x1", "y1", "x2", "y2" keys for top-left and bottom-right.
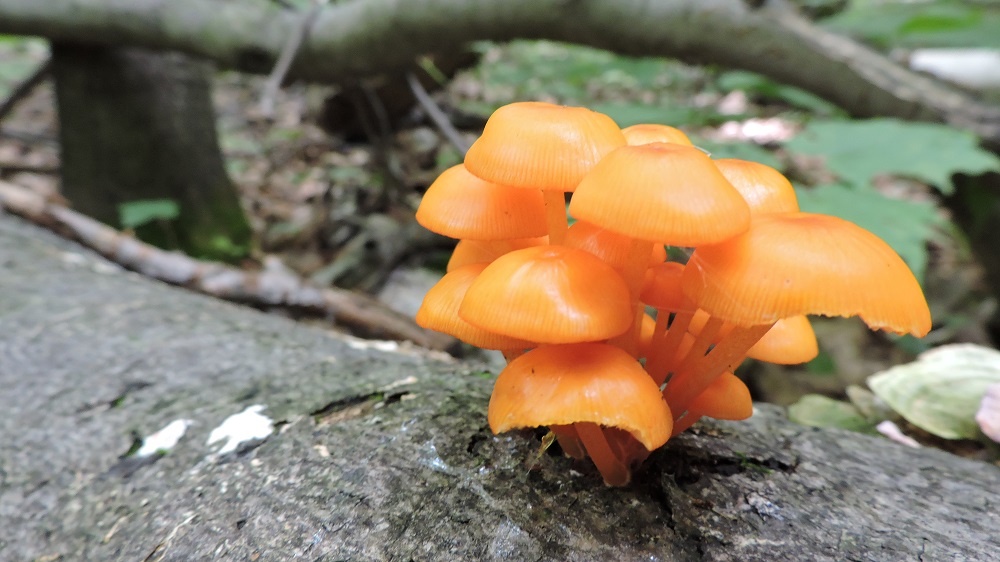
[
  {"x1": 137, "y1": 419, "x2": 193, "y2": 457},
  {"x1": 344, "y1": 336, "x2": 401, "y2": 353},
  {"x1": 206, "y1": 404, "x2": 274, "y2": 455}
]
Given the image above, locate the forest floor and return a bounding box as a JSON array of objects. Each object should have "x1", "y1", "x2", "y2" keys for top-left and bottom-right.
[{"x1": 0, "y1": 39, "x2": 994, "y2": 461}]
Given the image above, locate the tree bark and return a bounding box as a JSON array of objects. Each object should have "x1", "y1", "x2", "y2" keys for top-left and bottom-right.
[
  {"x1": 2, "y1": 212, "x2": 998, "y2": 561},
  {"x1": 51, "y1": 43, "x2": 252, "y2": 260},
  {"x1": 2, "y1": 0, "x2": 999, "y2": 145}
]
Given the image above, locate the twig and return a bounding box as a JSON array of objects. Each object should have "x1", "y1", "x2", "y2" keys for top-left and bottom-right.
[
  {"x1": 0, "y1": 58, "x2": 51, "y2": 123},
  {"x1": 406, "y1": 72, "x2": 470, "y2": 156},
  {"x1": 258, "y1": 0, "x2": 324, "y2": 117},
  {"x1": 0, "y1": 180, "x2": 455, "y2": 350},
  {"x1": 0, "y1": 128, "x2": 57, "y2": 145},
  {"x1": 0, "y1": 160, "x2": 58, "y2": 175}
]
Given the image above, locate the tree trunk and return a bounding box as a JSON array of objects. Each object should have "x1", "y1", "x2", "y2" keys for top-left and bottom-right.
[
  {"x1": 2, "y1": 213, "x2": 997, "y2": 561},
  {"x1": 51, "y1": 43, "x2": 251, "y2": 260}
]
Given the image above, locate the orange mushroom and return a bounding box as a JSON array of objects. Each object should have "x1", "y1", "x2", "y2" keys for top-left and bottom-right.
[
  {"x1": 464, "y1": 101, "x2": 625, "y2": 244},
  {"x1": 714, "y1": 159, "x2": 799, "y2": 216},
  {"x1": 416, "y1": 164, "x2": 548, "y2": 240},
  {"x1": 564, "y1": 220, "x2": 666, "y2": 273},
  {"x1": 668, "y1": 212, "x2": 931, "y2": 416},
  {"x1": 459, "y1": 245, "x2": 632, "y2": 344},
  {"x1": 671, "y1": 372, "x2": 752, "y2": 436},
  {"x1": 488, "y1": 343, "x2": 673, "y2": 485},
  {"x1": 416, "y1": 264, "x2": 533, "y2": 360},
  {"x1": 570, "y1": 143, "x2": 752, "y2": 352},
  {"x1": 447, "y1": 236, "x2": 548, "y2": 272},
  {"x1": 621, "y1": 124, "x2": 694, "y2": 147}
]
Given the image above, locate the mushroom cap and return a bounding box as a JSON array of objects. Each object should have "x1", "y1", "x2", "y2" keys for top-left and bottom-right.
[
  {"x1": 459, "y1": 245, "x2": 633, "y2": 343},
  {"x1": 688, "y1": 372, "x2": 753, "y2": 420},
  {"x1": 416, "y1": 264, "x2": 534, "y2": 350},
  {"x1": 682, "y1": 212, "x2": 932, "y2": 336},
  {"x1": 637, "y1": 312, "x2": 656, "y2": 360},
  {"x1": 488, "y1": 343, "x2": 673, "y2": 449},
  {"x1": 640, "y1": 262, "x2": 696, "y2": 312},
  {"x1": 416, "y1": 164, "x2": 548, "y2": 240},
  {"x1": 447, "y1": 236, "x2": 548, "y2": 272},
  {"x1": 565, "y1": 220, "x2": 666, "y2": 271},
  {"x1": 464, "y1": 101, "x2": 625, "y2": 193},
  {"x1": 714, "y1": 159, "x2": 799, "y2": 216},
  {"x1": 621, "y1": 124, "x2": 694, "y2": 146},
  {"x1": 569, "y1": 143, "x2": 752, "y2": 246},
  {"x1": 747, "y1": 315, "x2": 818, "y2": 364}
]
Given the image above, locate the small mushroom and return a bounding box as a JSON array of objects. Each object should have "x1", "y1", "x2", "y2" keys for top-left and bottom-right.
[
  {"x1": 464, "y1": 101, "x2": 625, "y2": 244},
  {"x1": 459, "y1": 245, "x2": 632, "y2": 344},
  {"x1": 416, "y1": 164, "x2": 548, "y2": 240},
  {"x1": 488, "y1": 343, "x2": 673, "y2": 485}
]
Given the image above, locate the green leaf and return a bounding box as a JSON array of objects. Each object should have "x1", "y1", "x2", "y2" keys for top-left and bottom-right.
[
  {"x1": 716, "y1": 71, "x2": 842, "y2": 115},
  {"x1": 868, "y1": 343, "x2": 1000, "y2": 440},
  {"x1": 788, "y1": 394, "x2": 878, "y2": 434},
  {"x1": 795, "y1": 183, "x2": 944, "y2": 282},
  {"x1": 118, "y1": 199, "x2": 180, "y2": 230},
  {"x1": 785, "y1": 119, "x2": 1000, "y2": 194}
]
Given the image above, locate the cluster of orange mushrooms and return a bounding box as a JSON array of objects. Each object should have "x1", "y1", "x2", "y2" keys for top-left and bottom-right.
[{"x1": 415, "y1": 101, "x2": 932, "y2": 486}]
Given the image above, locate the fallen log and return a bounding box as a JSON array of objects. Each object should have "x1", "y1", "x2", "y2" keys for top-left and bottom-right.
[{"x1": 1, "y1": 213, "x2": 997, "y2": 561}]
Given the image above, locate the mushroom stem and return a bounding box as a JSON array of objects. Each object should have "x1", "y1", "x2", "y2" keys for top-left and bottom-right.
[
  {"x1": 671, "y1": 410, "x2": 705, "y2": 437},
  {"x1": 608, "y1": 239, "x2": 654, "y2": 356},
  {"x1": 543, "y1": 190, "x2": 569, "y2": 245},
  {"x1": 647, "y1": 310, "x2": 695, "y2": 386},
  {"x1": 575, "y1": 422, "x2": 631, "y2": 486},
  {"x1": 550, "y1": 424, "x2": 587, "y2": 459},
  {"x1": 673, "y1": 316, "x2": 725, "y2": 375},
  {"x1": 665, "y1": 322, "x2": 773, "y2": 416}
]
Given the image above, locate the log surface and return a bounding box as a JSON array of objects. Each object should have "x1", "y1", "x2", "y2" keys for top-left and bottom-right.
[{"x1": 1, "y1": 213, "x2": 998, "y2": 561}]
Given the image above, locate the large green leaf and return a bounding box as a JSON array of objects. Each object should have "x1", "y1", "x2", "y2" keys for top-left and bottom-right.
[
  {"x1": 788, "y1": 394, "x2": 878, "y2": 434},
  {"x1": 785, "y1": 119, "x2": 1000, "y2": 194},
  {"x1": 795, "y1": 183, "x2": 943, "y2": 282},
  {"x1": 868, "y1": 344, "x2": 1000, "y2": 440}
]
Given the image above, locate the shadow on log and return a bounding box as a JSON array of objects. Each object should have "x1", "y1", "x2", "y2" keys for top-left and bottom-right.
[{"x1": 1, "y1": 214, "x2": 997, "y2": 561}]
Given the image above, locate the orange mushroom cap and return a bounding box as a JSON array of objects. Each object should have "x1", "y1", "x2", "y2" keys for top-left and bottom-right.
[
  {"x1": 459, "y1": 245, "x2": 633, "y2": 344},
  {"x1": 416, "y1": 164, "x2": 548, "y2": 240},
  {"x1": 671, "y1": 371, "x2": 753, "y2": 436},
  {"x1": 569, "y1": 143, "x2": 752, "y2": 246},
  {"x1": 714, "y1": 159, "x2": 799, "y2": 216},
  {"x1": 682, "y1": 212, "x2": 932, "y2": 336},
  {"x1": 640, "y1": 262, "x2": 696, "y2": 312},
  {"x1": 565, "y1": 220, "x2": 666, "y2": 270},
  {"x1": 416, "y1": 264, "x2": 533, "y2": 350},
  {"x1": 638, "y1": 313, "x2": 656, "y2": 360},
  {"x1": 464, "y1": 101, "x2": 626, "y2": 193},
  {"x1": 747, "y1": 315, "x2": 818, "y2": 364},
  {"x1": 688, "y1": 371, "x2": 753, "y2": 421},
  {"x1": 447, "y1": 236, "x2": 548, "y2": 272},
  {"x1": 488, "y1": 343, "x2": 673, "y2": 450},
  {"x1": 621, "y1": 124, "x2": 694, "y2": 147}
]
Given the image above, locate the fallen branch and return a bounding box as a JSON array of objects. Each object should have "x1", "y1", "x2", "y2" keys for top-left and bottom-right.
[
  {"x1": 0, "y1": 180, "x2": 455, "y2": 350},
  {"x1": 1, "y1": 0, "x2": 999, "y2": 144}
]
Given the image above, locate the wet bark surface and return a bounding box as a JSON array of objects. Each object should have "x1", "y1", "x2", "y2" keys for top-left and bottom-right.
[{"x1": 1, "y1": 214, "x2": 998, "y2": 562}]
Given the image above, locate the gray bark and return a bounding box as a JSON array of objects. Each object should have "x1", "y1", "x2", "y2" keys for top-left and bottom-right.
[
  {"x1": 1, "y1": 0, "x2": 999, "y2": 144},
  {"x1": 1, "y1": 212, "x2": 998, "y2": 561}
]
